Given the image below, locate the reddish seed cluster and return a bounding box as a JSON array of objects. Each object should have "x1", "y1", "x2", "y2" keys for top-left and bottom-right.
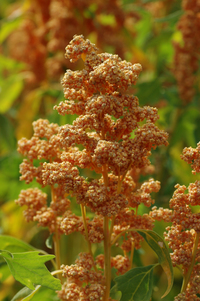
[
  {"x1": 61, "y1": 212, "x2": 84, "y2": 236},
  {"x1": 87, "y1": 216, "x2": 104, "y2": 243},
  {"x1": 7, "y1": 0, "x2": 140, "y2": 87},
  {"x1": 16, "y1": 188, "x2": 47, "y2": 222},
  {"x1": 96, "y1": 254, "x2": 130, "y2": 275},
  {"x1": 181, "y1": 142, "x2": 200, "y2": 174},
  {"x1": 16, "y1": 119, "x2": 74, "y2": 234},
  {"x1": 16, "y1": 35, "x2": 170, "y2": 300},
  {"x1": 152, "y1": 143, "x2": 200, "y2": 298},
  {"x1": 174, "y1": 265, "x2": 200, "y2": 301},
  {"x1": 58, "y1": 253, "x2": 105, "y2": 301},
  {"x1": 173, "y1": 0, "x2": 200, "y2": 103},
  {"x1": 113, "y1": 209, "x2": 155, "y2": 251}
]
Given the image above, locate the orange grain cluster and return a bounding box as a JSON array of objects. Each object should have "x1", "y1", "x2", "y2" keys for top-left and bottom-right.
[
  {"x1": 151, "y1": 143, "x2": 200, "y2": 299},
  {"x1": 58, "y1": 253, "x2": 105, "y2": 301},
  {"x1": 173, "y1": 0, "x2": 200, "y2": 103},
  {"x1": 16, "y1": 35, "x2": 169, "y2": 300},
  {"x1": 7, "y1": 0, "x2": 140, "y2": 87}
]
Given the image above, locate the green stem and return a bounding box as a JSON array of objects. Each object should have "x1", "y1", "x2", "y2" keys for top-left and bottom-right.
[
  {"x1": 103, "y1": 216, "x2": 111, "y2": 301},
  {"x1": 181, "y1": 231, "x2": 200, "y2": 293}
]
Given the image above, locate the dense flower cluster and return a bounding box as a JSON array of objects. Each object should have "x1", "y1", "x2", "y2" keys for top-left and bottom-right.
[
  {"x1": 173, "y1": 0, "x2": 200, "y2": 103},
  {"x1": 58, "y1": 253, "x2": 106, "y2": 301},
  {"x1": 181, "y1": 142, "x2": 200, "y2": 175},
  {"x1": 16, "y1": 35, "x2": 169, "y2": 300},
  {"x1": 151, "y1": 143, "x2": 200, "y2": 299}
]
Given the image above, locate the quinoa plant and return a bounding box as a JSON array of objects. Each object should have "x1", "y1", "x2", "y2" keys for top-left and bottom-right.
[{"x1": 1, "y1": 35, "x2": 199, "y2": 301}]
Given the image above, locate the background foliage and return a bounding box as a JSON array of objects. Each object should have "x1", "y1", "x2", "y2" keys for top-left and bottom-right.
[{"x1": 0, "y1": 0, "x2": 200, "y2": 300}]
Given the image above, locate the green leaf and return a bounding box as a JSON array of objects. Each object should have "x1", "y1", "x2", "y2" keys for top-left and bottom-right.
[
  {"x1": 155, "y1": 10, "x2": 183, "y2": 24},
  {"x1": 11, "y1": 286, "x2": 60, "y2": 301},
  {"x1": 110, "y1": 283, "x2": 121, "y2": 301},
  {"x1": 0, "y1": 74, "x2": 24, "y2": 113},
  {"x1": 24, "y1": 286, "x2": 60, "y2": 301},
  {"x1": 0, "y1": 54, "x2": 24, "y2": 72},
  {"x1": 21, "y1": 286, "x2": 41, "y2": 301},
  {"x1": 11, "y1": 287, "x2": 33, "y2": 301},
  {"x1": 137, "y1": 79, "x2": 162, "y2": 106},
  {"x1": 113, "y1": 264, "x2": 155, "y2": 301},
  {"x1": 0, "y1": 250, "x2": 61, "y2": 291},
  {"x1": 0, "y1": 235, "x2": 36, "y2": 253},
  {"x1": 136, "y1": 229, "x2": 173, "y2": 298},
  {"x1": 0, "y1": 18, "x2": 22, "y2": 43},
  {"x1": 0, "y1": 261, "x2": 11, "y2": 282},
  {"x1": 46, "y1": 234, "x2": 54, "y2": 249},
  {"x1": 0, "y1": 115, "x2": 16, "y2": 151}
]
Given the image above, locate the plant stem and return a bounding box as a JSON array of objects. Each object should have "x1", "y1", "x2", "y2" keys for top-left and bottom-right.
[
  {"x1": 51, "y1": 185, "x2": 62, "y2": 282},
  {"x1": 80, "y1": 204, "x2": 98, "y2": 272},
  {"x1": 102, "y1": 163, "x2": 111, "y2": 300},
  {"x1": 80, "y1": 204, "x2": 91, "y2": 253},
  {"x1": 109, "y1": 216, "x2": 115, "y2": 241},
  {"x1": 53, "y1": 223, "x2": 62, "y2": 282},
  {"x1": 129, "y1": 241, "x2": 135, "y2": 270},
  {"x1": 111, "y1": 228, "x2": 136, "y2": 245},
  {"x1": 181, "y1": 231, "x2": 200, "y2": 293},
  {"x1": 103, "y1": 216, "x2": 111, "y2": 301}
]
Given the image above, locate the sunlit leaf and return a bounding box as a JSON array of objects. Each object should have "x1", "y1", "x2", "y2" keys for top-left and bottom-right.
[
  {"x1": 0, "y1": 250, "x2": 61, "y2": 291},
  {"x1": 0, "y1": 17, "x2": 22, "y2": 43},
  {"x1": 0, "y1": 235, "x2": 36, "y2": 253}
]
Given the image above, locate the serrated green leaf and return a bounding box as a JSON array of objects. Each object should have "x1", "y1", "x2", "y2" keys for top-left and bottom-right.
[
  {"x1": 136, "y1": 230, "x2": 173, "y2": 298},
  {"x1": 0, "y1": 250, "x2": 61, "y2": 291},
  {"x1": 114, "y1": 264, "x2": 155, "y2": 301}
]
